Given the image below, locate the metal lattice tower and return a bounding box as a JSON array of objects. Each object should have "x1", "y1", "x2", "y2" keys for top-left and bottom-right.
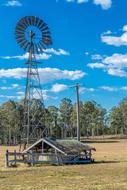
[{"x1": 15, "y1": 16, "x2": 52, "y2": 150}]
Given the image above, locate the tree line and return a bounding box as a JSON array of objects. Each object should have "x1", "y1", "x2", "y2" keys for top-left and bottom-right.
[{"x1": 0, "y1": 97, "x2": 127, "y2": 145}]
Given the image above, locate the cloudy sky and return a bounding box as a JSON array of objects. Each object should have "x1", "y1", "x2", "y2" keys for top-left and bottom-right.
[{"x1": 0, "y1": 0, "x2": 127, "y2": 109}]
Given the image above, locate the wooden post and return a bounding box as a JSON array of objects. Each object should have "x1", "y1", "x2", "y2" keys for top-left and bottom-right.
[
  {"x1": 14, "y1": 150, "x2": 17, "y2": 166},
  {"x1": 5, "y1": 150, "x2": 9, "y2": 167},
  {"x1": 42, "y1": 141, "x2": 44, "y2": 153},
  {"x1": 76, "y1": 83, "x2": 80, "y2": 141},
  {"x1": 55, "y1": 150, "x2": 60, "y2": 165},
  {"x1": 31, "y1": 151, "x2": 35, "y2": 166}
]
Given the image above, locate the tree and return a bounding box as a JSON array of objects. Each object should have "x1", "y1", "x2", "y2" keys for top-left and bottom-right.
[
  {"x1": 109, "y1": 97, "x2": 127, "y2": 135},
  {"x1": 70, "y1": 101, "x2": 84, "y2": 137},
  {"x1": 59, "y1": 98, "x2": 73, "y2": 138},
  {"x1": 109, "y1": 107, "x2": 124, "y2": 135},
  {"x1": 47, "y1": 106, "x2": 60, "y2": 137},
  {"x1": 82, "y1": 101, "x2": 106, "y2": 136},
  {"x1": 0, "y1": 100, "x2": 22, "y2": 145}
]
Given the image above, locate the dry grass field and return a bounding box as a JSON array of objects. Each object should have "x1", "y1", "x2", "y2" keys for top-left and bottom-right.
[{"x1": 0, "y1": 139, "x2": 127, "y2": 190}]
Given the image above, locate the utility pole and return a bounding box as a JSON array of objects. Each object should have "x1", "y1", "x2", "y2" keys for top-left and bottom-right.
[{"x1": 76, "y1": 83, "x2": 80, "y2": 141}]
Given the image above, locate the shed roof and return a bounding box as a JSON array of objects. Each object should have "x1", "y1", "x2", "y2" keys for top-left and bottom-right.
[{"x1": 23, "y1": 138, "x2": 96, "y2": 155}]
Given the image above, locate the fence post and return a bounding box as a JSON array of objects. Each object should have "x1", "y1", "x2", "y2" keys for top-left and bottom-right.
[
  {"x1": 55, "y1": 150, "x2": 60, "y2": 165},
  {"x1": 5, "y1": 150, "x2": 9, "y2": 167},
  {"x1": 31, "y1": 151, "x2": 35, "y2": 166},
  {"x1": 14, "y1": 150, "x2": 17, "y2": 166}
]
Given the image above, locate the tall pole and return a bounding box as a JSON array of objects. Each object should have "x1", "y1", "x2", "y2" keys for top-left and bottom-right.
[{"x1": 76, "y1": 83, "x2": 80, "y2": 141}]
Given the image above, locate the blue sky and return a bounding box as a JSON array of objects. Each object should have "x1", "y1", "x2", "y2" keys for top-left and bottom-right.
[{"x1": 0, "y1": 0, "x2": 127, "y2": 110}]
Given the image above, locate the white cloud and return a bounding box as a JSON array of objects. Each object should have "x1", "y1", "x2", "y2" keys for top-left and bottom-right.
[
  {"x1": 39, "y1": 68, "x2": 85, "y2": 82},
  {"x1": 0, "y1": 48, "x2": 70, "y2": 60},
  {"x1": 43, "y1": 94, "x2": 58, "y2": 101},
  {"x1": 77, "y1": 0, "x2": 89, "y2": 3},
  {"x1": 88, "y1": 53, "x2": 127, "y2": 77},
  {"x1": 4, "y1": 0, "x2": 22, "y2": 7},
  {"x1": 51, "y1": 83, "x2": 68, "y2": 93},
  {"x1": 87, "y1": 62, "x2": 105, "y2": 69},
  {"x1": 0, "y1": 83, "x2": 20, "y2": 90},
  {"x1": 43, "y1": 48, "x2": 70, "y2": 56},
  {"x1": 79, "y1": 87, "x2": 95, "y2": 93},
  {"x1": 17, "y1": 91, "x2": 24, "y2": 95},
  {"x1": 100, "y1": 86, "x2": 118, "y2": 92},
  {"x1": 85, "y1": 52, "x2": 89, "y2": 56},
  {"x1": 104, "y1": 53, "x2": 127, "y2": 67},
  {"x1": 66, "y1": 0, "x2": 75, "y2": 2},
  {"x1": 121, "y1": 86, "x2": 127, "y2": 91},
  {"x1": 34, "y1": 89, "x2": 58, "y2": 101},
  {"x1": 0, "y1": 68, "x2": 85, "y2": 83},
  {"x1": 0, "y1": 94, "x2": 23, "y2": 100},
  {"x1": 0, "y1": 53, "x2": 52, "y2": 60},
  {"x1": 93, "y1": 0, "x2": 112, "y2": 10},
  {"x1": 102, "y1": 30, "x2": 112, "y2": 35},
  {"x1": 16, "y1": 89, "x2": 57, "y2": 101},
  {"x1": 0, "y1": 86, "x2": 11, "y2": 90},
  {"x1": 63, "y1": 0, "x2": 112, "y2": 9},
  {"x1": 100, "y1": 86, "x2": 127, "y2": 92},
  {"x1": 12, "y1": 84, "x2": 19, "y2": 88},
  {"x1": 101, "y1": 25, "x2": 127, "y2": 46},
  {"x1": 107, "y1": 68, "x2": 127, "y2": 77},
  {"x1": 91, "y1": 54, "x2": 104, "y2": 60},
  {"x1": 66, "y1": 0, "x2": 88, "y2": 3}
]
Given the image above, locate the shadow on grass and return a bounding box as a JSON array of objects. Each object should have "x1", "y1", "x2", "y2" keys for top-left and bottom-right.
[{"x1": 94, "y1": 160, "x2": 120, "y2": 164}]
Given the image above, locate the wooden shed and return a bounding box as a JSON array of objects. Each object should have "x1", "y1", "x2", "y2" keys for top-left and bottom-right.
[{"x1": 22, "y1": 137, "x2": 96, "y2": 164}]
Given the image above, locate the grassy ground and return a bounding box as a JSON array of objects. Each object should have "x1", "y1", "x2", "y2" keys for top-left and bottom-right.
[{"x1": 0, "y1": 139, "x2": 127, "y2": 190}]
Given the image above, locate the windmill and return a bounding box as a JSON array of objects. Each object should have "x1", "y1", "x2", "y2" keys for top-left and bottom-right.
[{"x1": 15, "y1": 16, "x2": 52, "y2": 151}]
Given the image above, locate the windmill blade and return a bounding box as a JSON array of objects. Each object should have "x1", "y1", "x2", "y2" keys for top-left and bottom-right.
[
  {"x1": 24, "y1": 42, "x2": 30, "y2": 51},
  {"x1": 29, "y1": 16, "x2": 33, "y2": 25},
  {"x1": 31, "y1": 16, "x2": 35, "y2": 25},
  {"x1": 39, "y1": 22, "x2": 47, "y2": 31},
  {"x1": 16, "y1": 25, "x2": 25, "y2": 32},
  {"x1": 41, "y1": 25, "x2": 49, "y2": 32},
  {"x1": 38, "y1": 43, "x2": 43, "y2": 52},
  {"x1": 25, "y1": 16, "x2": 31, "y2": 27},
  {"x1": 28, "y1": 42, "x2": 34, "y2": 54},
  {"x1": 16, "y1": 31, "x2": 25, "y2": 35},
  {"x1": 35, "y1": 44, "x2": 39, "y2": 54},
  {"x1": 43, "y1": 38, "x2": 52, "y2": 45},
  {"x1": 16, "y1": 34, "x2": 25, "y2": 38},
  {"x1": 24, "y1": 16, "x2": 31, "y2": 27},
  {"x1": 16, "y1": 37, "x2": 25, "y2": 43},
  {"x1": 28, "y1": 45, "x2": 31, "y2": 53},
  {"x1": 33, "y1": 16, "x2": 37, "y2": 26},
  {"x1": 42, "y1": 38, "x2": 50, "y2": 44},
  {"x1": 42, "y1": 31, "x2": 51, "y2": 35},
  {"x1": 37, "y1": 19, "x2": 43, "y2": 29},
  {"x1": 17, "y1": 38, "x2": 26, "y2": 44},
  {"x1": 17, "y1": 22, "x2": 26, "y2": 30},
  {"x1": 39, "y1": 41, "x2": 46, "y2": 50},
  {"x1": 20, "y1": 40, "x2": 27, "y2": 48},
  {"x1": 35, "y1": 17, "x2": 40, "y2": 27},
  {"x1": 20, "y1": 18, "x2": 28, "y2": 28},
  {"x1": 16, "y1": 27, "x2": 25, "y2": 33},
  {"x1": 43, "y1": 39, "x2": 52, "y2": 46},
  {"x1": 43, "y1": 34, "x2": 51, "y2": 39},
  {"x1": 16, "y1": 37, "x2": 25, "y2": 42}
]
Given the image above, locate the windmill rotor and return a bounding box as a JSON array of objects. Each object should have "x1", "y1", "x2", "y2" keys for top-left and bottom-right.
[{"x1": 15, "y1": 16, "x2": 52, "y2": 54}]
